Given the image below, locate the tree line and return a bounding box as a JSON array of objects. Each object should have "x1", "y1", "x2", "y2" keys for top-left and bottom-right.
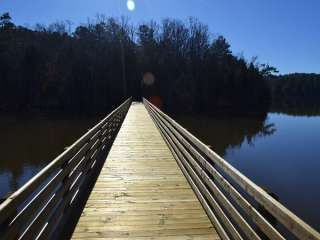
[
  {"x1": 0, "y1": 12, "x2": 275, "y2": 114},
  {"x1": 269, "y1": 73, "x2": 320, "y2": 116}
]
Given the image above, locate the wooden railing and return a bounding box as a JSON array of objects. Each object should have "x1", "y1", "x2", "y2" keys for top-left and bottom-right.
[
  {"x1": 0, "y1": 98, "x2": 131, "y2": 240},
  {"x1": 144, "y1": 98, "x2": 320, "y2": 240}
]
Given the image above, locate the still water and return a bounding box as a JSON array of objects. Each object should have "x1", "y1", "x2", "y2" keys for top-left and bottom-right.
[
  {"x1": 0, "y1": 111, "x2": 319, "y2": 231},
  {"x1": 0, "y1": 114, "x2": 99, "y2": 199}
]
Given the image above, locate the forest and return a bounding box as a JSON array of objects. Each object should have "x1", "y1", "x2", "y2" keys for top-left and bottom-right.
[
  {"x1": 0, "y1": 12, "x2": 284, "y2": 115},
  {"x1": 270, "y1": 73, "x2": 320, "y2": 115}
]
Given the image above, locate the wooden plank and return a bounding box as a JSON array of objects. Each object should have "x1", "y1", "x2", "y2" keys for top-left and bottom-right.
[
  {"x1": 72, "y1": 228, "x2": 217, "y2": 239},
  {"x1": 71, "y1": 103, "x2": 219, "y2": 239},
  {"x1": 72, "y1": 236, "x2": 219, "y2": 240}
]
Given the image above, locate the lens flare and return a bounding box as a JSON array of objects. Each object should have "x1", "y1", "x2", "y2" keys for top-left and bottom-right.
[
  {"x1": 127, "y1": 0, "x2": 135, "y2": 11},
  {"x1": 143, "y1": 72, "x2": 155, "y2": 86}
]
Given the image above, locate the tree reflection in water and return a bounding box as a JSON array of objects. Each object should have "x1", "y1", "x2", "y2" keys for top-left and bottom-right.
[
  {"x1": 174, "y1": 113, "x2": 276, "y2": 157},
  {"x1": 0, "y1": 114, "x2": 100, "y2": 198}
]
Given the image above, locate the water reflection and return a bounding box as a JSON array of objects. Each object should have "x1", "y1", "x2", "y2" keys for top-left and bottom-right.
[
  {"x1": 0, "y1": 114, "x2": 99, "y2": 198},
  {"x1": 175, "y1": 114, "x2": 276, "y2": 156},
  {"x1": 271, "y1": 101, "x2": 320, "y2": 116}
]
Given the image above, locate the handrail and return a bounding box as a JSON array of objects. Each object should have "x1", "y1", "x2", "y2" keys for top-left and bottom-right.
[
  {"x1": 0, "y1": 97, "x2": 131, "y2": 240},
  {"x1": 144, "y1": 98, "x2": 320, "y2": 240}
]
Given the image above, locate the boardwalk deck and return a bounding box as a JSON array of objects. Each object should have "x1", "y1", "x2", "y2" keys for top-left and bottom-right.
[{"x1": 71, "y1": 102, "x2": 219, "y2": 239}]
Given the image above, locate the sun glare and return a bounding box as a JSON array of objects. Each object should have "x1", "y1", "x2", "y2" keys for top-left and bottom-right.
[{"x1": 127, "y1": 0, "x2": 135, "y2": 11}]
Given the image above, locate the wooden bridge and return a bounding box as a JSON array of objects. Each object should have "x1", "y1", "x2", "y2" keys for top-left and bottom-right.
[{"x1": 0, "y1": 98, "x2": 319, "y2": 240}]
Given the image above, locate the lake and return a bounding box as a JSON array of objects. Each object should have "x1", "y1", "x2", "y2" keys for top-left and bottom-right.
[
  {"x1": 0, "y1": 110, "x2": 319, "y2": 231},
  {"x1": 0, "y1": 114, "x2": 100, "y2": 199}
]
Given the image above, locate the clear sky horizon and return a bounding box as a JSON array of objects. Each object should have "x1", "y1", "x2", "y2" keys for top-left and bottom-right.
[{"x1": 1, "y1": 0, "x2": 319, "y2": 74}]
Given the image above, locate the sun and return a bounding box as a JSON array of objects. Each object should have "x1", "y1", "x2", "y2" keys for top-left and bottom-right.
[{"x1": 127, "y1": 0, "x2": 135, "y2": 11}]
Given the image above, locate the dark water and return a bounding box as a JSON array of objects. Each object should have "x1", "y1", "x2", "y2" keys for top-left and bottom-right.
[
  {"x1": 175, "y1": 112, "x2": 320, "y2": 232},
  {"x1": 0, "y1": 111, "x2": 319, "y2": 232},
  {"x1": 0, "y1": 114, "x2": 100, "y2": 199}
]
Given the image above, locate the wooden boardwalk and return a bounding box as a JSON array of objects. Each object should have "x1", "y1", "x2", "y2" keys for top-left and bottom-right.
[
  {"x1": 71, "y1": 102, "x2": 219, "y2": 239},
  {"x1": 1, "y1": 98, "x2": 319, "y2": 240}
]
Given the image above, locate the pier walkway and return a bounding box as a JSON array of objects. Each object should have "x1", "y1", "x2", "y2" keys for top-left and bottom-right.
[{"x1": 71, "y1": 102, "x2": 219, "y2": 239}]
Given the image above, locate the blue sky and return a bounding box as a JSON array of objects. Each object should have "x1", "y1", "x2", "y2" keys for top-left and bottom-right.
[{"x1": 1, "y1": 0, "x2": 319, "y2": 74}]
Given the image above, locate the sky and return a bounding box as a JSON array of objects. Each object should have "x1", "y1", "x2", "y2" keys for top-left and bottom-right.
[{"x1": 1, "y1": 0, "x2": 319, "y2": 74}]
